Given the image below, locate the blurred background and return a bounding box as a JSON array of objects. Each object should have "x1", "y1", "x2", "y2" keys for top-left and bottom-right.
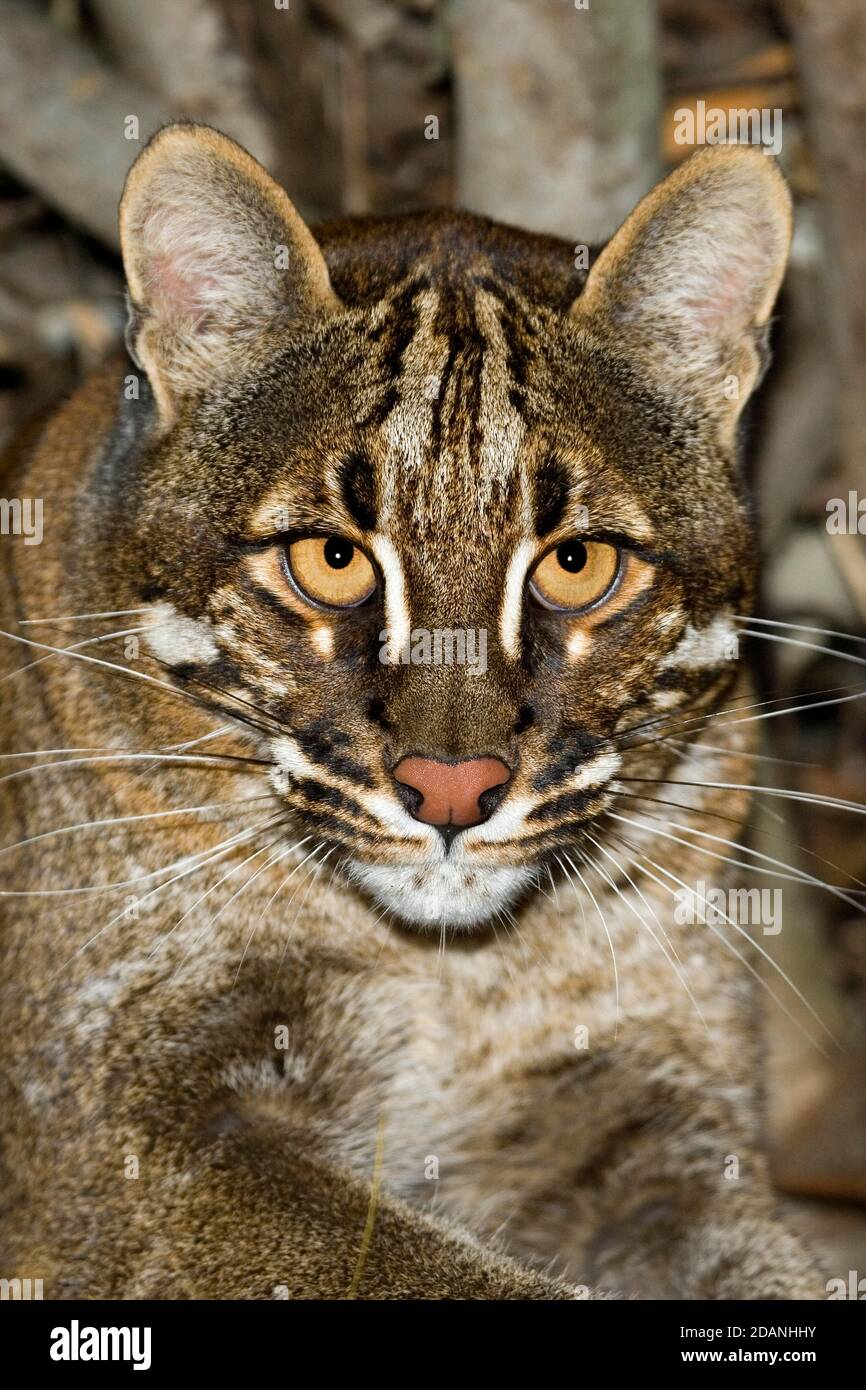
[{"x1": 0, "y1": 0, "x2": 864, "y2": 1283}]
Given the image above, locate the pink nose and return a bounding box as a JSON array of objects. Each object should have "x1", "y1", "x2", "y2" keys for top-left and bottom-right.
[{"x1": 393, "y1": 756, "x2": 511, "y2": 829}]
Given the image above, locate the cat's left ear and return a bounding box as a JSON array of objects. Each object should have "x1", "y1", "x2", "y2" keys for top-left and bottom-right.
[
  {"x1": 570, "y1": 145, "x2": 792, "y2": 437},
  {"x1": 120, "y1": 122, "x2": 340, "y2": 427}
]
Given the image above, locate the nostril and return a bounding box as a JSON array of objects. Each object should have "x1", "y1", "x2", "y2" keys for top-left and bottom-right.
[
  {"x1": 477, "y1": 780, "x2": 509, "y2": 820},
  {"x1": 393, "y1": 777, "x2": 423, "y2": 818},
  {"x1": 392, "y1": 755, "x2": 511, "y2": 829}
]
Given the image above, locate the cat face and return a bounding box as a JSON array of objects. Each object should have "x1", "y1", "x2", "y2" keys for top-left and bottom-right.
[{"x1": 113, "y1": 126, "x2": 791, "y2": 930}]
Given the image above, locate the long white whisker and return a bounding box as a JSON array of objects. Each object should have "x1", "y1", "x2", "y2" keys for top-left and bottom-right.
[
  {"x1": 608, "y1": 808, "x2": 866, "y2": 916},
  {"x1": 19, "y1": 607, "x2": 151, "y2": 625},
  {"x1": 271, "y1": 845, "x2": 335, "y2": 988},
  {"x1": 619, "y1": 773, "x2": 866, "y2": 819},
  {"x1": 0, "y1": 624, "x2": 163, "y2": 687},
  {"x1": 160, "y1": 830, "x2": 294, "y2": 976},
  {"x1": 47, "y1": 816, "x2": 284, "y2": 980},
  {"x1": 234, "y1": 839, "x2": 324, "y2": 987},
  {"x1": 583, "y1": 830, "x2": 723, "y2": 1063},
  {"x1": 735, "y1": 613, "x2": 866, "y2": 648},
  {"x1": 607, "y1": 813, "x2": 839, "y2": 1049},
  {"x1": 561, "y1": 851, "x2": 620, "y2": 1039},
  {"x1": 0, "y1": 796, "x2": 274, "y2": 865},
  {"x1": 0, "y1": 750, "x2": 266, "y2": 786},
  {"x1": 740, "y1": 626, "x2": 866, "y2": 669}
]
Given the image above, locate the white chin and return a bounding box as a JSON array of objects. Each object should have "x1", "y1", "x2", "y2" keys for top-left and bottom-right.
[{"x1": 346, "y1": 859, "x2": 534, "y2": 930}]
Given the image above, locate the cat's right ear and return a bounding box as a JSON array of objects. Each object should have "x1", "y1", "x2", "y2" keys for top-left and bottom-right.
[{"x1": 120, "y1": 123, "x2": 340, "y2": 428}]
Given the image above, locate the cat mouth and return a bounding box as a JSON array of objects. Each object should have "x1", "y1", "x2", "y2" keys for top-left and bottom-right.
[{"x1": 343, "y1": 856, "x2": 537, "y2": 931}]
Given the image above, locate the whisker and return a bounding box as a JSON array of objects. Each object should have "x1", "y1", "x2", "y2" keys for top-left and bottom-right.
[
  {"x1": 0, "y1": 795, "x2": 274, "y2": 864},
  {"x1": 0, "y1": 749, "x2": 269, "y2": 786},
  {"x1": 583, "y1": 830, "x2": 724, "y2": 1063},
  {"x1": 607, "y1": 813, "x2": 840, "y2": 1050},
  {"x1": 48, "y1": 816, "x2": 285, "y2": 981},
  {"x1": 665, "y1": 735, "x2": 820, "y2": 771},
  {"x1": 0, "y1": 624, "x2": 160, "y2": 688},
  {"x1": 614, "y1": 786, "x2": 866, "y2": 897},
  {"x1": 0, "y1": 625, "x2": 283, "y2": 741},
  {"x1": 164, "y1": 725, "x2": 235, "y2": 752},
  {"x1": 233, "y1": 837, "x2": 321, "y2": 987},
  {"x1": 160, "y1": 827, "x2": 295, "y2": 977},
  {"x1": 19, "y1": 607, "x2": 151, "y2": 625},
  {"x1": 617, "y1": 773, "x2": 866, "y2": 819},
  {"x1": 617, "y1": 682, "x2": 856, "y2": 757},
  {"x1": 270, "y1": 844, "x2": 335, "y2": 988},
  {"x1": 740, "y1": 626, "x2": 866, "y2": 670},
  {"x1": 561, "y1": 851, "x2": 620, "y2": 1038},
  {"x1": 607, "y1": 807, "x2": 866, "y2": 915},
  {"x1": 734, "y1": 613, "x2": 866, "y2": 648},
  {"x1": 609, "y1": 828, "x2": 835, "y2": 1057}
]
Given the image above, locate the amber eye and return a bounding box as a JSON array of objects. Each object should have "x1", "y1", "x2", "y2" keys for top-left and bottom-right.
[
  {"x1": 286, "y1": 535, "x2": 376, "y2": 608},
  {"x1": 529, "y1": 539, "x2": 621, "y2": 612}
]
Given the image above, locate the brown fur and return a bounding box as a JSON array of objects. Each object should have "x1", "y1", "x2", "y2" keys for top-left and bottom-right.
[{"x1": 0, "y1": 126, "x2": 823, "y2": 1298}]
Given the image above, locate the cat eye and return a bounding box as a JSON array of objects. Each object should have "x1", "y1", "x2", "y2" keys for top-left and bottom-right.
[
  {"x1": 286, "y1": 535, "x2": 377, "y2": 609},
  {"x1": 529, "y1": 539, "x2": 621, "y2": 612}
]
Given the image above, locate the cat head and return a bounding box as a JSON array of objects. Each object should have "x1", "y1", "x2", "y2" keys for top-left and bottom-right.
[{"x1": 111, "y1": 123, "x2": 791, "y2": 930}]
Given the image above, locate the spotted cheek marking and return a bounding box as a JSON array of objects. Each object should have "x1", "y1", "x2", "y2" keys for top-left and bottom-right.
[
  {"x1": 567, "y1": 628, "x2": 591, "y2": 662},
  {"x1": 310, "y1": 624, "x2": 334, "y2": 659},
  {"x1": 244, "y1": 550, "x2": 336, "y2": 662},
  {"x1": 560, "y1": 553, "x2": 654, "y2": 664}
]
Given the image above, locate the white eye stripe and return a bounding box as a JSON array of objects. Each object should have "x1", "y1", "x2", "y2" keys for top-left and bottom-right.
[
  {"x1": 499, "y1": 540, "x2": 535, "y2": 660},
  {"x1": 371, "y1": 535, "x2": 411, "y2": 662}
]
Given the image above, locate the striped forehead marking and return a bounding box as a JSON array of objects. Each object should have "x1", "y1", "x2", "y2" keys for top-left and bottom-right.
[{"x1": 374, "y1": 280, "x2": 531, "y2": 528}]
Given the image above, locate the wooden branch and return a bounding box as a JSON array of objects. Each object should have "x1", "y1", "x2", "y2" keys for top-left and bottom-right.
[
  {"x1": 785, "y1": 0, "x2": 866, "y2": 494},
  {"x1": 90, "y1": 0, "x2": 272, "y2": 171},
  {"x1": 0, "y1": 1, "x2": 167, "y2": 245},
  {"x1": 451, "y1": 0, "x2": 661, "y2": 242}
]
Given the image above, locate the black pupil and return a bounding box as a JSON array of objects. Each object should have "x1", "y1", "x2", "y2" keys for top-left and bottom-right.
[
  {"x1": 557, "y1": 540, "x2": 588, "y2": 574},
  {"x1": 324, "y1": 537, "x2": 354, "y2": 570}
]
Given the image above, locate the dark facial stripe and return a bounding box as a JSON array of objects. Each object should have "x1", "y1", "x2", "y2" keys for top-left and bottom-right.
[
  {"x1": 361, "y1": 276, "x2": 429, "y2": 428},
  {"x1": 293, "y1": 776, "x2": 369, "y2": 822},
  {"x1": 340, "y1": 450, "x2": 378, "y2": 532},
  {"x1": 533, "y1": 455, "x2": 571, "y2": 537},
  {"x1": 294, "y1": 720, "x2": 376, "y2": 788},
  {"x1": 527, "y1": 786, "x2": 603, "y2": 822},
  {"x1": 532, "y1": 727, "x2": 604, "y2": 791}
]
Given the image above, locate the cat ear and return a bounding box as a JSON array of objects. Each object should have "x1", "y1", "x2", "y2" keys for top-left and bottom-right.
[
  {"x1": 570, "y1": 145, "x2": 792, "y2": 434},
  {"x1": 120, "y1": 123, "x2": 340, "y2": 426}
]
